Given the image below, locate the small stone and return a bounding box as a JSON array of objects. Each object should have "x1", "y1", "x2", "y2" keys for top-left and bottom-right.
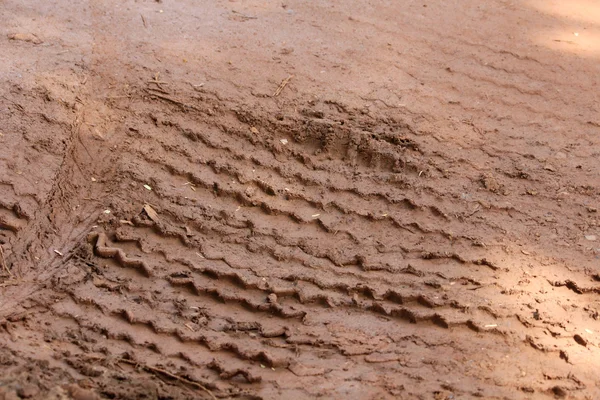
[
  {"x1": 552, "y1": 386, "x2": 568, "y2": 398},
  {"x1": 543, "y1": 164, "x2": 556, "y2": 172},
  {"x1": 585, "y1": 235, "x2": 597, "y2": 241},
  {"x1": 267, "y1": 293, "x2": 277, "y2": 303},
  {"x1": 574, "y1": 334, "x2": 587, "y2": 347},
  {"x1": 555, "y1": 152, "x2": 567, "y2": 159}
]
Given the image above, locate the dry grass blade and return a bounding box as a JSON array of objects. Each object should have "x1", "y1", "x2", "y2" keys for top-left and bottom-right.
[
  {"x1": 117, "y1": 358, "x2": 217, "y2": 399},
  {"x1": 232, "y1": 10, "x2": 258, "y2": 20},
  {"x1": 273, "y1": 75, "x2": 294, "y2": 97},
  {"x1": 143, "y1": 204, "x2": 159, "y2": 222},
  {"x1": 0, "y1": 246, "x2": 13, "y2": 277},
  {"x1": 145, "y1": 89, "x2": 200, "y2": 111}
]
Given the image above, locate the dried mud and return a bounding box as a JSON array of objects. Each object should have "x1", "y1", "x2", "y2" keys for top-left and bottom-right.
[{"x1": 1, "y1": 0, "x2": 600, "y2": 399}]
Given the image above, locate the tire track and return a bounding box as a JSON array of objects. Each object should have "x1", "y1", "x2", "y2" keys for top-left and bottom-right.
[{"x1": 2, "y1": 0, "x2": 600, "y2": 395}]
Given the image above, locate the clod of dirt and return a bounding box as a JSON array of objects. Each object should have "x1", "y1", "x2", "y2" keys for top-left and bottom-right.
[
  {"x1": 480, "y1": 174, "x2": 503, "y2": 194},
  {"x1": 288, "y1": 362, "x2": 325, "y2": 377},
  {"x1": 267, "y1": 293, "x2": 278, "y2": 304},
  {"x1": 365, "y1": 353, "x2": 399, "y2": 363},
  {"x1": 16, "y1": 384, "x2": 39, "y2": 398},
  {"x1": 67, "y1": 385, "x2": 100, "y2": 400},
  {"x1": 433, "y1": 390, "x2": 454, "y2": 400},
  {"x1": 8, "y1": 33, "x2": 42, "y2": 44},
  {"x1": 559, "y1": 350, "x2": 569, "y2": 363},
  {"x1": 244, "y1": 187, "x2": 256, "y2": 198},
  {"x1": 551, "y1": 386, "x2": 568, "y2": 398},
  {"x1": 300, "y1": 108, "x2": 325, "y2": 119}
]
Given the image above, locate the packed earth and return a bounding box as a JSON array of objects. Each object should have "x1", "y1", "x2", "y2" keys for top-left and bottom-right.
[{"x1": 1, "y1": 0, "x2": 600, "y2": 399}]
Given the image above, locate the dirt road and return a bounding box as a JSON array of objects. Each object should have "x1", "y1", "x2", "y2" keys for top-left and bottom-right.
[{"x1": 1, "y1": 0, "x2": 599, "y2": 398}]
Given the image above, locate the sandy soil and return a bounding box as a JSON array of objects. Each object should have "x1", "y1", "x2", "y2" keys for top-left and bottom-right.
[{"x1": 1, "y1": 0, "x2": 600, "y2": 398}]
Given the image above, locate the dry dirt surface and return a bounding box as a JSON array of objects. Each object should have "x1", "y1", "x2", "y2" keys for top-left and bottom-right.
[{"x1": 1, "y1": 0, "x2": 600, "y2": 399}]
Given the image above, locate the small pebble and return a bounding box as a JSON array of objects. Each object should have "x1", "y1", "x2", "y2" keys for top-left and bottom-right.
[{"x1": 574, "y1": 334, "x2": 587, "y2": 347}]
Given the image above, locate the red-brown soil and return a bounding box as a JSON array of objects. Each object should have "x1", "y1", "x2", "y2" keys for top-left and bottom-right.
[{"x1": 1, "y1": 0, "x2": 599, "y2": 399}]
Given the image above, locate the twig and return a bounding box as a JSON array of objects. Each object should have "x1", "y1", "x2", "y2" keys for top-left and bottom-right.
[
  {"x1": 232, "y1": 10, "x2": 258, "y2": 20},
  {"x1": 104, "y1": 95, "x2": 132, "y2": 100},
  {"x1": 146, "y1": 89, "x2": 199, "y2": 111},
  {"x1": 148, "y1": 73, "x2": 169, "y2": 91},
  {"x1": 553, "y1": 39, "x2": 575, "y2": 44},
  {"x1": 141, "y1": 14, "x2": 147, "y2": 28},
  {"x1": 273, "y1": 75, "x2": 294, "y2": 97},
  {"x1": 359, "y1": 96, "x2": 399, "y2": 108},
  {"x1": 117, "y1": 358, "x2": 217, "y2": 400},
  {"x1": 0, "y1": 246, "x2": 13, "y2": 277},
  {"x1": 467, "y1": 285, "x2": 486, "y2": 291},
  {"x1": 147, "y1": 85, "x2": 169, "y2": 94},
  {"x1": 398, "y1": 225, "x2": 416, "y2": 234}
]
